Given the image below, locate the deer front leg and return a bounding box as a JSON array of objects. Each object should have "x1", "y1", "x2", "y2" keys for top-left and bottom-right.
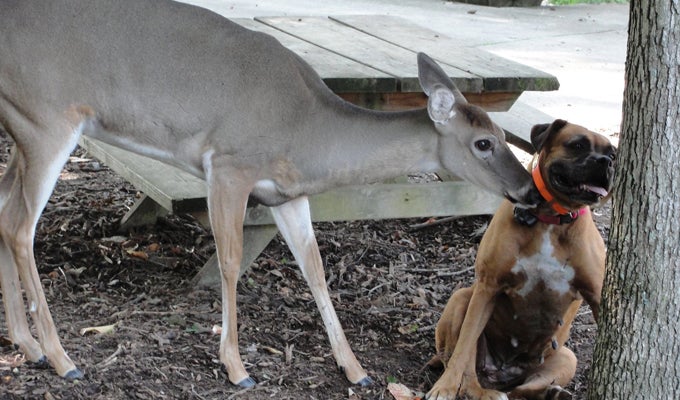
[
  {"x1": 204, "y1": 158, "x2": 254, "y2": 388},
  {"x1": 271, "y1": 196, "x2": 371, "y2": 386}
]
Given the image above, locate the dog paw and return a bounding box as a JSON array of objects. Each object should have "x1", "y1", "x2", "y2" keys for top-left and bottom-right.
[
  {"x1": 545, "y1": 385, "x2": 572, "y2": 400},
  {"x1": 425, "y1": 386, "x2": 458, "y2": 400},
  {"x1": 426, "y1": 365, "x2": 466, "y2": 400},
  {"x1": 479, "y1": 389, "x2": 509, "y2": 400}
]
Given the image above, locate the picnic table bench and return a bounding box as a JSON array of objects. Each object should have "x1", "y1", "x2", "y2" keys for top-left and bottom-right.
[{"x1": 78, "y1": 15, "x2": 557, "y2": 287}]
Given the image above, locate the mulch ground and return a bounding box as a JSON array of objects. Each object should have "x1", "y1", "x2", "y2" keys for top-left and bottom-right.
[{"x1": 0, "y1": 131, "x2": 605, "y2": 399}]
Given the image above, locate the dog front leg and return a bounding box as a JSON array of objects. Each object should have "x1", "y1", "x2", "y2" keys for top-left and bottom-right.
[
  {"x1": 427, "y1": 281, "x2": 497, "y2": 400},
  {"x1": 430, "y1": 287, "x2": 473, "y2": 368}
]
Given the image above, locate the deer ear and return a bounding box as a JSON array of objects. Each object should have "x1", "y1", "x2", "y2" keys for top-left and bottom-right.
[
  {"x1": 427, "y1": 86, "x2": 456, "y2": 124},
  {"x1": 530, "y1": 119, "x2": 568, "y2": 152},
  {"x1": 417, "y1": 52, "x2": 466, "y2": 104}
]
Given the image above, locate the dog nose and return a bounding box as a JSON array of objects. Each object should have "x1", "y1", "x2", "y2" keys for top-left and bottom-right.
[{"x1": 595, "y1": 155, "x2": 614, "y2": 167}]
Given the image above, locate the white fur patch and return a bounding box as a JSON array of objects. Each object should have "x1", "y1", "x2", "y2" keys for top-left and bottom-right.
[
  {"x1": 32, "y1": 125, "x2": 82, "y2": 225},
  {"x1": 254, "y1": 179, "x2": 278, "y2": 194},
  {"x1": 428, "y1": 87, "x2": 456, "y2": 124},
  {"x1": 511, "y1": 229, "x2": 575, "y2": 296}
]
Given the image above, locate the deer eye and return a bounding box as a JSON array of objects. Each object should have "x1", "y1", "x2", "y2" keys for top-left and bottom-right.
[{"x1": 475, "y1": 139, "x2": 492, "y2": 152}]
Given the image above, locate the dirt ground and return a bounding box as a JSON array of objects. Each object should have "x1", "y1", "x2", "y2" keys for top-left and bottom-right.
[{"x1": 0, "y1": 131, "x2": 607, "y2": 400}]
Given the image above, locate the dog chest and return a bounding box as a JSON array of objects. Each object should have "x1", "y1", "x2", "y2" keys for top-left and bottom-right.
[{"x1": 509, "y1": 229, "x2": 575, "y2": 298}]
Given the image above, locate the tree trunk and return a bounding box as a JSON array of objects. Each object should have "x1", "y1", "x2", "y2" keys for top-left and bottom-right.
[{"x1": 588, "y1": 1, "x2": 680, "y2": 399}]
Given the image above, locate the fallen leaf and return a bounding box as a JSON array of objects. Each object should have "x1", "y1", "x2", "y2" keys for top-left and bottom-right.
[
  {"x1": 127, "y1": 250, "x2": 149, "y2": 260},
  {"x1": 285, "y1": 344, "x2": 294, "y2": 364},
  {"x1": 262, "y1": 345, "x2": 283, "y2": 355},
  {"x1": 79, "y1": 323, "x2": 116, "y2": 336},
  {"x1": 147, "y1": 243, "x2": 161, "y2": 252},
  {"x1": 0, "y1": 353, "x2": 25, "y2": 368},
  {"x1": 387, "y1": 382, "x2": 420, "y2": 400}
]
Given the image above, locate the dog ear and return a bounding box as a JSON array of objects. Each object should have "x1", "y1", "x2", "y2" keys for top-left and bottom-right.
[{"x1": 530, "y1": 119, "x2": 568, "y2": 152}]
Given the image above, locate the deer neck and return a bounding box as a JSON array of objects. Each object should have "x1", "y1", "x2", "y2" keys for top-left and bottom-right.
[{"x1": 276, "y1": 103, "x2": 442, "y2": 198}]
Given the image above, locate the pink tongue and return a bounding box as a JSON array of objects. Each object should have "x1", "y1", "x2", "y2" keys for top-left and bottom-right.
[{"x1": 584, "y1": 185, "x2": 608, "y2": 197}]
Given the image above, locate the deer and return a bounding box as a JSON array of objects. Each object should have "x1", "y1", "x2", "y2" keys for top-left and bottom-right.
[{"x1": 0, "y1": 0, "x2": 540, "y2": 388}]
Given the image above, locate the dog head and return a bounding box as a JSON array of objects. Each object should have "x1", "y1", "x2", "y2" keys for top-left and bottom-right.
[{"x1": 530, "y1": 119, "x2": 616, "y2": 210}]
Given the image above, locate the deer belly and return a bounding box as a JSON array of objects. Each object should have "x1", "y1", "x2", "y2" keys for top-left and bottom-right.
[{"x1": 251, "y1": 179, "x2": 293, "y2": 206}]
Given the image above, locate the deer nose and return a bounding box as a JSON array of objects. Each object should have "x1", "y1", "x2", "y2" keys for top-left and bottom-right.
[
  {"x1": 506, "y1": 185, "x2": 542, "y2": 208},
  {"x1": 526, "y1": 186, "x2": 543, "y2": 206}
]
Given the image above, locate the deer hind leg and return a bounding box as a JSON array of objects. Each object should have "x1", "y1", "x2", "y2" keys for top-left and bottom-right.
[
  {"x1": 271, "y1": 196, "x2": 371, "y2": 386},
  {"x1": 0, "y1": 125, "x2": 82, "y2": 379},
  {"x1": 0, "y1": 150, "x2": 45, "y2": 364}
]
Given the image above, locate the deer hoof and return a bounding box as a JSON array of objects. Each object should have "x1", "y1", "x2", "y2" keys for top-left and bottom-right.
[
  {"x1": 30, "y1": 356, "x2": 49, "y2": 369},
  {"x1": 236, "y1": 376, "x2": 256, "y2": 388},
  {"x1": 64, "y1": 368, "x2": 84, "y2": 380},
  {"x1": 356, "y1": 376, "x2": 374, "y2": 387}
]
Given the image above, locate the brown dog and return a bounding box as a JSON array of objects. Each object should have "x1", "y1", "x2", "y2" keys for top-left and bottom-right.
[{"x1": 426, "y1": 120, "x2": 616, "y2": 400}]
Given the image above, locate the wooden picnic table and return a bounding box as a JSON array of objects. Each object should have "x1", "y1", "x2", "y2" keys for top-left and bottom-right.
[{"x1": 78, "y1": 15, "x2": 558, "y2": 287}]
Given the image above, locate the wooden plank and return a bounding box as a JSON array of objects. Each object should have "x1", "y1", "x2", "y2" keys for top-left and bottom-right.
[
  {"x1": 120, "y1": 194, "x2": 169, "y2": 230},
  {"x1": 256, "y1": 16, "x2": 482, "y2": 93},
  {"x1": 331, "y1": 15, "x2": 560, "y2": 93},
  {"x1": 241, "y1": 181, "x2": 501, "y2": 226},
  {"x1": 337, "y1": 91, "x2": 520, "y2": 111},
  {"x1": 79, "y1": 137, "x2": 207, "y2": 213},
  {"x1": 230, "y1": 18, "x2": 396, "y2": 93},
  {"x1": 490, "y1": 100, "x2": 554, "y2": 153},
  {"x1": 190, "y1": 224, "x2": 280, "y2": 288}
]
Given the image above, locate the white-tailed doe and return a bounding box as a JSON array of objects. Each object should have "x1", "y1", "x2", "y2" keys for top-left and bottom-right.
[{"x1": 0, "y1": 0, "x2": 538, "y2": 387}]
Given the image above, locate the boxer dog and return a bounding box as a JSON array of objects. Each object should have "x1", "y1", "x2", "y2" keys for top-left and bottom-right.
[{"x1": 426, "y1": 120, "x2": 616, "y2": 400}]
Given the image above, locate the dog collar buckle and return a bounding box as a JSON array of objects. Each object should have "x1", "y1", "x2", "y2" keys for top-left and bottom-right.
[
  {"x1": 514, "y1": 207, "x2": 587, "y2": 226},
  {"x1": 539, "y1": 208, "x2": 588, "y2": 225},
  {"x1": 513, "y1": 207, "x2": 538, "y2": 227}
]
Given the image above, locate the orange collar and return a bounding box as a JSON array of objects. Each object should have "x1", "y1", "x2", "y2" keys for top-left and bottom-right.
[{"x1": 531, "y1": 156, "x2": 571, "y2": 215}]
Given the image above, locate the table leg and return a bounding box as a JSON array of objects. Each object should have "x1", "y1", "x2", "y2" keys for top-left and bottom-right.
[
  {"x1": 190, "y1": 224, "x2": 280, "y2": 289},
  {"x1": 120, "y1": 194, "x2": 169, "y2": 231}
]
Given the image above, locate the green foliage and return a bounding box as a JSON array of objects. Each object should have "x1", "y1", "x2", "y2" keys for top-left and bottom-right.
[{"x1": 549, "y1": 0, "x2": 627, "y2": 4}]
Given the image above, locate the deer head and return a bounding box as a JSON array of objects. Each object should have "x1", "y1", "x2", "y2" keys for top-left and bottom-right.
[{"x1": 417, "y1": 53, "x2": 540, "y2": 207}]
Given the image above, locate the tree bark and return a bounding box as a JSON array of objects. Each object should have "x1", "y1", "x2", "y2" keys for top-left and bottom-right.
[{"x1": 588, "y1": 1, "x2": 680, "y2": 399}]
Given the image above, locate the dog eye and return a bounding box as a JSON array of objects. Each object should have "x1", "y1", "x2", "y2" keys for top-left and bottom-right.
[
  {"x1": 570, "y1": 142, "x2": 584, "y2": 150},
  {"x1": 567, "y1": 138, "x2": 589, "y2": 151},
  {"x1": 475, "y1": 139, "x2": 492, "y2": 152}
]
